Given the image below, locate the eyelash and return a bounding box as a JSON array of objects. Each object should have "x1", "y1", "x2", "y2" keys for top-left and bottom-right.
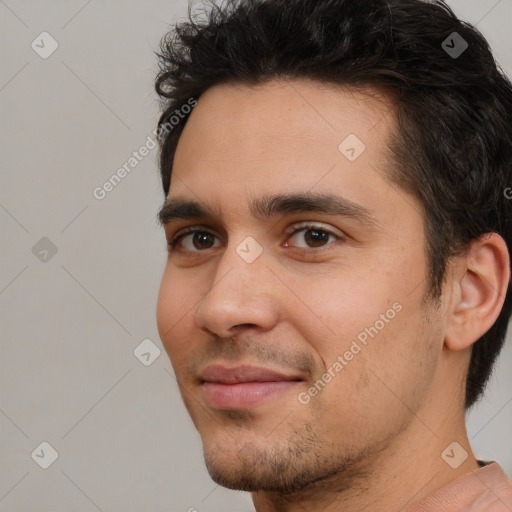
[{"x1": 168, "y1": 222, "x2": 343, "y2": 253}]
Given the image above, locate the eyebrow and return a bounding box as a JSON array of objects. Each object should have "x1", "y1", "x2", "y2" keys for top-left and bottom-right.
[{"x1": 158, "y1": 192, "x2": 380, "y2": 229}]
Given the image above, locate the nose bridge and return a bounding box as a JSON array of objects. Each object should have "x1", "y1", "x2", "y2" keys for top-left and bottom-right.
[
  {"x1": 212, "y1": 232, "x2": 268, "y2": 295},
  {"x1": 195, "y1": 236, "x2": 278, "y2": 335}
]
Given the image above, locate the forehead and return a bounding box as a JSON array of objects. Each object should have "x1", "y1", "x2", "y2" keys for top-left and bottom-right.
[
  {"x1": 175, "y1": 78, "x2": 394, "y2": 165},
  {"x1": 167, "y1": 79, "x2": 401, "y2": 222}
]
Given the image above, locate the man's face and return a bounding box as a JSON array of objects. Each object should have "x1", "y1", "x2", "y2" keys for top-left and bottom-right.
[{"x1": 157, "y1": 80, "x2": 444, "y2": 493}]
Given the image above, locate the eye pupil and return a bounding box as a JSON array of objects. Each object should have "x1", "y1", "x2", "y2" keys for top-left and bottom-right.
[
  {"x1": 305, "y1": 229, "x2": 329, "y2": 247},
  {"x1": 193, "y1": 232, "x2": 215, "y2": 249}
]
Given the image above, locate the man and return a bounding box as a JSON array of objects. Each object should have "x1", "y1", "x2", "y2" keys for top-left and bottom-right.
[{"x1": 154, "y1": 0, "x2": 512, "y2": 510}]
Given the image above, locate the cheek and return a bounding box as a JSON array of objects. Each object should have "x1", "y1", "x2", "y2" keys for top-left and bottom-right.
[
  {"x1": 156, "y1": 267, "x2": 198, "y2": 362},
  {"x1": 288, "y1": 267, "x2": 399, "y2": 359},
  {"x1": 156, "y1": 269, "x2": 176, "y2": 339},
  {"x1": 303, "y1": 305, "x2": 440, "y2": 449},
  {"x1": 341, "y1": 295, "x2": 439, "y2": 403},
  {"x1": 289, "y1": 254, "x2": 432, "y2": 390}
]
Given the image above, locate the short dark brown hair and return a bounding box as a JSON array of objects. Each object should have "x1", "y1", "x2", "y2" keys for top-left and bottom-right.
[{"x1": 154, "y1": 0, "x2": 512, "y2": 409}]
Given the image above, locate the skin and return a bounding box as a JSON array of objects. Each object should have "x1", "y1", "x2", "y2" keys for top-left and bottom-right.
[{"x1": 156, "y1": 79, "x2": 510, "y2": 511}]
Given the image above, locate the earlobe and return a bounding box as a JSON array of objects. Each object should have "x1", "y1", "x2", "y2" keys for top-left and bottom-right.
[{"x1": 444, "y1": 233, "x2": 510, "y2": 352}]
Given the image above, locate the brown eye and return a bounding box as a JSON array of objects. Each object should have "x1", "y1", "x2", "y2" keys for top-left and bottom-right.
[
  {"x1": 286, "y1": 225, "x2": 340, "y2": 249},
  {"x1": 191, "y1": 232, "x2": 216, "y2": 250},
  {"x1": 303, "y1": 229, "x2": 330, "y2": 247},
  {"x1": 169, "y1": 229, "x2": 221, "y2": 252}
]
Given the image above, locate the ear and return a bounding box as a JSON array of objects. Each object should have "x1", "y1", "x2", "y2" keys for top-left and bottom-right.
[{"x1": 445, "y1": 233, "x2": 510, "y2": 351}]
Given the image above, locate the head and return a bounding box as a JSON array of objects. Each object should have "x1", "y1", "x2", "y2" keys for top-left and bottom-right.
[{"x1": 154, "y1": 0, "x2": 512, "y2": 496}]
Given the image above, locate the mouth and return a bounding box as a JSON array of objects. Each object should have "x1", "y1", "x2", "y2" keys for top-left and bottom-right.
[{"x1": 199, "y1": 365, "x2": 304, "y2": 410}]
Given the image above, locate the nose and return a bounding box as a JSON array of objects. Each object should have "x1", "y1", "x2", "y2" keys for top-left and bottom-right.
[{"x1": 194, "y1": 241, "x2": 280, "y2": 338}]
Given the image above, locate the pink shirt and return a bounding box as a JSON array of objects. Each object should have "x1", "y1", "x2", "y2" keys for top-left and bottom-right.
[{"x1": 406, "y1": 461, "x2": 512, "y2": 511}]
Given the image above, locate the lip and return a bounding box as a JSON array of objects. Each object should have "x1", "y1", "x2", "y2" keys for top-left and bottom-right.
[
  {"x1": 199, "y1": 365, "x2": 303, "y2": 410},
  {"x1": 200, "y1": 365, "x2": 301, "y2": 384}
]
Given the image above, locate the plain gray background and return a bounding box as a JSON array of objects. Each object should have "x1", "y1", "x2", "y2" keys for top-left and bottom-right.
[{"x1": 1, "y1": 1, "x2": 511, "y2": 510}]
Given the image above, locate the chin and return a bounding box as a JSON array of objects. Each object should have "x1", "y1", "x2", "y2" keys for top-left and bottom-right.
[{"x1": 200, "y1": 425, "x2": 361, "y2": 494}]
